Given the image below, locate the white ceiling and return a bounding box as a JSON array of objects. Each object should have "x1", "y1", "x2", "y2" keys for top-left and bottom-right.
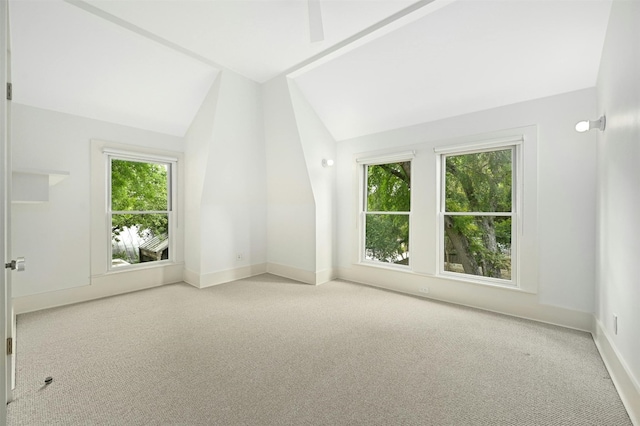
[
  {"x1": 9, "y1": 0, "x2": 612, "y2": 139},
  {"x1": 10, "y1": 0, "x2": 219, "y2": 136},
  {"x1": 294, "y1": 0, "x2": 613, "y2": 140},
  {"x1": 83, "y1": 0, "x2": 419, "y2": 83}
]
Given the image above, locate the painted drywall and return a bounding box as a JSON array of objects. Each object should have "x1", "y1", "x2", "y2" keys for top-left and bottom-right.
[
  {"x1": 336, "y1": 88, "x2": 597, "y2": 315},
  {"x1": 184, "y1": 71, "x2": 267, "y2": 286},
  {"x1": 596, "y1": 0, "x2": 640, "y2": 401},
  {"x1": 184, "y1": 75, "x2": 222, "y2": 278},
  {"x1": 199, "y1": 71, "x2": 267, "y2": 277},
  {"x1": 262, "y1": 76, "x2": 316, "y2": 278},
  {"x1": 11, "y1": 104, "x2": 183, "y2": 297},
  {"x1": 288, "y1": 79, "x2": 337, "y2": 281}
]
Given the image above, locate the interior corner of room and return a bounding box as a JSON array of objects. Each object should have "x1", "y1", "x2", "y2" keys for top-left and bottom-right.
[{"x1": 2, "y1": 0, "x2": 639, "y2": 424}]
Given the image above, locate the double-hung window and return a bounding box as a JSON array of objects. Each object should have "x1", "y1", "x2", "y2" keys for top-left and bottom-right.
[
  {"x1": 439, "y1": 145, "x2": 517, "y2": 284},
  {"x1": 361, "y1": 158, "x2": 412, "y2": 266},
  {"x1": 108, "y1": 154, "x2": 175, "y2": 269}
]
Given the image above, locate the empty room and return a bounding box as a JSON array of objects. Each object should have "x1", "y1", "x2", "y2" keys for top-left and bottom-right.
[{"x1": 0, "y1": 0, "x2": 638, "y2": 424}]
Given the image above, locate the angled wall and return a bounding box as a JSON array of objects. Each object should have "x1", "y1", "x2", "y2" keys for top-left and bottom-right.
[
  {"x1": 184, "y1": 71, "x2": 267, "y2": 287},
  {"x1": 288, "y1": 79, "x2": 337, "y2": 283},
  {"x1": 183, "y1": 74, "x2": 221, "y2": 278},
  {"x1": 262, "y1": 76, "x2": 317, "y2": 283}
]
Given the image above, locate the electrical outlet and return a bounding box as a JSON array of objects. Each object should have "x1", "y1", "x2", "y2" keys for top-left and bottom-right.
[
  {"x1": 613, "y1": 314, "x2": 618, "y2": 335},
  {"x1": 419, "y1": 287, "x2": 429, "y2": 294},
  {"x1": 236, "y1": 253, "x2": 243, "y2": 261}
]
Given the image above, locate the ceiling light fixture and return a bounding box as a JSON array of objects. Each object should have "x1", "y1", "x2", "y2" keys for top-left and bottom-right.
[{"x1": 575, "y1": 116, "x2": 606, "y2": 133}]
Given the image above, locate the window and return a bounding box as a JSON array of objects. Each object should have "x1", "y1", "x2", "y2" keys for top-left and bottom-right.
[
  {"x1": 108, "y1": 155, "x2": 174, "y2": 268},
  {"x1": 362, "y1": 160, "x2": 411, "y2": 266},
  {"x1": 439, "y1": 146, "x2": 516, "y2": 284}
]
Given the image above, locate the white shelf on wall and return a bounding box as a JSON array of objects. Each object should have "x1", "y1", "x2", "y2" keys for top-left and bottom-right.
[{"x1": 12, "y1": 169, "x2": 70, "y2": 203}]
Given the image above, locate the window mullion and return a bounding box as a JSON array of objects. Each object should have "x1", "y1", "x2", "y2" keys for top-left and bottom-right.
[
  {"x1": 444, "y1": 212, "x2": 513, "y2": 217},
  {"x1": 110, "y1": 210, "x2": 169, "y2": 215}
]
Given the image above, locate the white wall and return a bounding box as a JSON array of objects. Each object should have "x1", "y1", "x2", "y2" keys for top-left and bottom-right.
[
  {"x1": 595, "y1": 0, "x2": 640, "y2": 418},
  {"x1": 184, "y1": 71, "x2": 267, "y2": 287},
  {"x1": 184, "y1": 75, "x2": 222, "y2": 278},
  {"x1": 288, "y1": 79, "x2": 337, "y2": 282},
  {"x1": 262, "y1": 76, "x2": 317, "y2": 282},
  {"x1": 11, "y1": 104, "x2": 183, "y2": 298},
  {"x1": 336, "y1": 89, "x2": 597, "y2": 328}
]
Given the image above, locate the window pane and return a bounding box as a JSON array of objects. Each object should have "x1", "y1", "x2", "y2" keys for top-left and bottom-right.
[
  {"x1": 112, "y1": 213, "x2": 169, "y2": 267},
  {"x1": 365, "y1": 214, "x2": 409, "y2": 265},
  {"x1": 366, "y1": 162, "x2": 410, "y2": 212},
  {"x1": 111, "y1": 159, "x2": 169, "y2": 211},
  {"x1": 443, "y1": 215, "x2": 511, "y2": 280},
  {"x1": 445, "y1": 149, "x2": 511, "y2": 212}
]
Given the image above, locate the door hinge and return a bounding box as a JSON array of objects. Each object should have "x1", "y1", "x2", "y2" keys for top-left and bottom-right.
[
  {"x1": 6, "y1": 337, "x2": 12, "y2": 356},
  {"x1": 6, "y1": 82, "x2": 12, "y2": 101}
]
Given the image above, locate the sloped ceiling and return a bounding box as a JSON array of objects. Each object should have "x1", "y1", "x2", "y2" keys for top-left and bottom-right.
[
  {"x1": 9, "y1": 0, "x2": 612, "y2": 139},
  {"x1": 9, "y1": 0, "x2": 220, "y2": 137},
  {"x1": 293, "y1": 0, "x2": 613, "y2": 140}
]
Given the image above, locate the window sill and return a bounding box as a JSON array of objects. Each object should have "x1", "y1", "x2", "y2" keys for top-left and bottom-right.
[
  {"x1": 357, "y1": 260, "x2": 411, "y2": 272},
  {"x1": 433, "y1": 271, "x2": 530, "y2": 293},
  {"x1": 104, "y1": 260, "x2": 183, "y2": 275},
  {"x1": 353, "y1": 262, "x2": 536, "y2": 295}
]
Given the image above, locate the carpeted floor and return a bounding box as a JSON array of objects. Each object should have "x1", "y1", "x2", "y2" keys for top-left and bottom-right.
[{"x1": 7, "y1": 274, "x2": 632, "y2": 425}]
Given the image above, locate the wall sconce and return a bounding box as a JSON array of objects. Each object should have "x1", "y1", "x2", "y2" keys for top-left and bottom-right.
[
  {"x1": 575, "y1": 116, "x2": 606, "y2": 132},
  {"x1": 322, "y1": 159, "x2": 334, "y2": 168}
]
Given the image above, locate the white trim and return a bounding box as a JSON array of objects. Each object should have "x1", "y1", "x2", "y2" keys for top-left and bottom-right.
[
  {"x1": 13, "y1": 264, "x2": 184, "y2": 314},
  {"x1": 285, "y1": 0, "x2": 449, "y2": 80},
  {"x1": 433, "y1": 135, "x2": 523, "y2": 154},
  {"x1": 90, "y1": 139, "x2": 185, "y2": 285},
  {"x1": 359, "y1": 156, "x2": 413, "y2": 266},
  {"x1": 103, "y1": 148, "x2": 178, "y2": 163},
  {"x1": 106, "y1": 153, "x2": 176, "y2": 272},
  {"x1": 187, "y1": 264, "x2": 268, "y2": 289},
  {"x1": 437, "y1": 269, "x2": 517, "y2": 288},
  {"x1": 183, "y1": 268, "x2": 201, "y2": 288},
  {"x1": 337, "y1": 265, "x2": 592, "y2": 331},
  {"x1": 436, "y1": 142, "x2": 520, "y2": 288},
  {"x1": 592, "y1": 318, "x2": 640, "y2": 425},
  {"x1": 315, "y1": 268, "x2": 337, "y2": 285},
  {"x1": 267, "y1": 262, "x2": 316, "y2": 285},
  {"x1": 358, "y1": 258, "x2": 412, "y2": 271},
  {"x1": 443, "y1": 212, "x2": 513, "y2": 217},
  {"x1": 356, "y1": 150, "x2": 415, "y2": 165}
]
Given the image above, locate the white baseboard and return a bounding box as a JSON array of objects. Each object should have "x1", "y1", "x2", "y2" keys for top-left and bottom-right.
[
  {"x1": 188, "y1": 263, "x2": 268, "y2": 289},
  {"x1": 592, "y1": 318, "x2": 640, "y2": 425},
  {"x1": 183, "y1": 268, "x2": 201, "y2": 288},
  {"x1": 315, "y1": 268, "x2": 336, "y2": 285},
  {"x1": 266, "y1": 262, "x2": 317, "y2": 285},
  {"x1": 337, "y1": 265, "x2": 592, "y2": 331},
  {"x1": 14, "y1": 263, "x2": 184, "y2": 314}
]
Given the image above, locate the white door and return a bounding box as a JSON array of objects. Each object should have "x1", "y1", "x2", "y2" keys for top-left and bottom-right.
[{"x1": 1, "y1": 0, "x2": 10, "y2": 421}]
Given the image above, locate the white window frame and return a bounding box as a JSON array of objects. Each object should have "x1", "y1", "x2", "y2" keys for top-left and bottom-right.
[
  {"x1": 357, "y1": 151, "x2": 415, "y2": 269},
  {"x1": 435, "y1": 137, "x2": 523, "y2": 288},
  {"x1": 90, "y1": 140, "x2": 184, "y2": 282},
  {"x1": 106, "y1": 151, "x2": 177, "y2": 271}
]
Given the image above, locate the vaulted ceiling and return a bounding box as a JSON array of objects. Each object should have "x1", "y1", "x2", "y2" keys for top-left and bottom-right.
[{"x1": 9, "y1": 0, "x2": 612, "y2": 140}]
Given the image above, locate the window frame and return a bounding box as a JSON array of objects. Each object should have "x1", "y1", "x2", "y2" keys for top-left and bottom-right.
[
  {"x1": 106, "y1": 151, "x2": 177, "y2": 271},
  {"x1": 90, "y1": 140, "x2": 184, "y2": 281},
  {"x1": 436, "y1": 138, "x2": 523, "y2": 288},
  {"x1": 358, "y1": 151, "x2": 415, "y2": 269}
]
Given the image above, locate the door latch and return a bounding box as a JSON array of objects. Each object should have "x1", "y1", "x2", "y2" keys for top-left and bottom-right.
[{"x1": 5, "y1": 257, "x2": 25, "y2": 272}]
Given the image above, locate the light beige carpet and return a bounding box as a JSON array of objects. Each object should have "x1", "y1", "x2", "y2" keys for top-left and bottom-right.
[{"x1": 7, "y1": 274, "x2": 632, "y2": 425}]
